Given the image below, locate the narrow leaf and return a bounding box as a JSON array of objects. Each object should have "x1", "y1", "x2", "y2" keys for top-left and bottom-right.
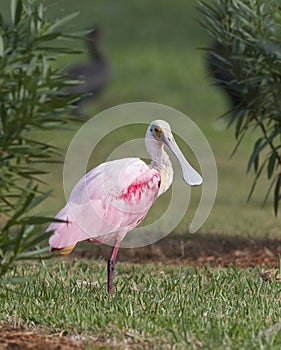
[
  {"x1": 274, "y1": 175, "x2": 281, "y2": 216},
  {"x1": 0, "y1": 12, "x2": 4, "y2": 28},
  {"x1": 262, "y1": 177, "x2": 277, "y2": 209},
  {"x1": 0, "y1": 35, "x2": 4, "y2": 57},
  {"x1": 247, "y1": 159, "x2": 267, "y2": 202},
  {"x1": 10, "y1": 0, "x2": 17, "y2": 24},
  {"x1": 17, "y1": 246, "x2": 50, "y2": 259},
  {"x1": 24, "y1": 231, "x2": 49, "y2": 248},
  {"x1": 267, "y1": 151, "x2": 277, "y2": 179},
  {"x1": 26, "y1": 190, "x2": 53, "y2": 211},
  {"x1": 15, "y1": 0, "x2": 22, "y2": 25},
  {"x1": 21, "y1": 216, "x2": 66, "y2": 225},
  {"x1": 36, "y1": 32, "x2": 62, "y2": 41},
  {"x1": 247, "y1": 138, "x2": 263, "y2": 173},
  {"x1": 45, "y1": 12, "x2": 80, "y2": 34}
]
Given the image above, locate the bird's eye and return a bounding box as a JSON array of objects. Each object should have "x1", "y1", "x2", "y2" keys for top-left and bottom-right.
[{"x1": 150, "y1": 128, "x2": 153, "y2": 132}]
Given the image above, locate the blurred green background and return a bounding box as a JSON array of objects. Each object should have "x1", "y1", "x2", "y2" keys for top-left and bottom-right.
[{"x1": 1, "y1": 0, "x2": 278, "y2": 238}]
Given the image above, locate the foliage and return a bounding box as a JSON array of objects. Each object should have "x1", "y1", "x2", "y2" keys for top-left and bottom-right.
[
  {"x1": 0, "y1": 0, "x2": 81, "y2": 276},
  {"x1": 198, "y1": 0, "x2": 281, "y2": 215}
]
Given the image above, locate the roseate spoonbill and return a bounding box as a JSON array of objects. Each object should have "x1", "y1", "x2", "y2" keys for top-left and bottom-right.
[
  {"x1": 47, "y1": 120, "x2": 202, "y2": 294},
  {"x1": 67, "y1": 26, "x2": 110, "y2": 114}
]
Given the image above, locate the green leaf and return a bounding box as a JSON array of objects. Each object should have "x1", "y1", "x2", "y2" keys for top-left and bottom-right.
[
  {"x1": 26, "y1": 190, "x2": 53, "y2": 211},
  {"x1": 274, "y1": 175, "x2": 281, "y2": 216},
  {"x1": 45, "y1": 12, "x2": 80, "y2": 34},
  {"x1": 0, "y1": 35, "x2": 4, "y2": 57},
  {"x1": 235, "y1": 114, "x2": 247, "y2": 140},
  {"x1": 0, "y1": 12, "x2": 4, "y2": 28},
  {"x1": 267, "y1": 151, "x2": 277, "y2": 179},
  {"x1": 20, "y1": 216, "x2": 58, "y2": 225},
  {"x1": 15, "y1": 0, "x2": 23, "y2": 25},
  {"x1": 262, "y1": 177, "x2": 277, "y2": 209},
  {"x1": 36, "y1": 32, "x2": 62, "y2": 41},
  {"x1": 2, "y1": 184, "x2": 37, "y2": 230},
  {"x1": 21, "y1": 216, "x2": 66, "y2": 225},
  {"x1": 17, "y1": 246, "x2": 50, "y2": 259},
  {"x1": 230, "y1": 130, "x2": 246, "y2": 158},
  {"x1": 24, "y1": 230, "x2": 49, "y2": 249},
  {"x1": 10, "y1": 0, "x2": 23, "y2": 25},
  {"x1": 10, "y1": 0, "x2": 17, "y2": 24},
  {"x1": 247, "y1": 138, "x2": 264, "y2": 173},
  {"x1": 247, "y1": 159, "x2": 267, "y2": 203}
]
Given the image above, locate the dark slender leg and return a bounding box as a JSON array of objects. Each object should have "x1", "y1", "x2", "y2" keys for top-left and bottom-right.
[{"x1": 107, "y1": 240, "x2": 120, "y2": 294}]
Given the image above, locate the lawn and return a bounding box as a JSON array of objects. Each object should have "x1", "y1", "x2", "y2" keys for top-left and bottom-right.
[
  {"x1": 1, "y1": 260, "x2": 281, "y2": 349},
  {"x1": 0, "y1": 0, "x2": 280, "y2": 349}
]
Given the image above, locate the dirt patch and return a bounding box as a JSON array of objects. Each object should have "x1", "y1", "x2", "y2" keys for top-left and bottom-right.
[
  {"x1": 72, "y1": 234, "x2": 281, "y2": 268},
  {"x1": 0, "y1": 325, "x2": 132, "y2": 350},
  {"x1": 0, "y1": 325, "x2": 83, "y2": 350}
]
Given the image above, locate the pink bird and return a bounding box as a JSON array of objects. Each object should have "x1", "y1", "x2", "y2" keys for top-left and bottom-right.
[{"x1": 46, "y1": 120, "x2": 202, "y2": 294}]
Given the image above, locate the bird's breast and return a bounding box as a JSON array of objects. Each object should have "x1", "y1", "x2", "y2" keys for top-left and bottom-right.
[{"x1": 158, "y1": 167, "x2": 173, "y2": 196}]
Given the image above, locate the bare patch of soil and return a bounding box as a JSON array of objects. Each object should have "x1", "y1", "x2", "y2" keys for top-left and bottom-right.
[
  {"x1": 0, "y1": 325, "x2": 83, "y2": 350},
  {"x1": 0, "y1": 325, "x2": 136, "y2": 350},
  {"x1": 73, "y1": 234, "x2": 281, "y2": 268}
]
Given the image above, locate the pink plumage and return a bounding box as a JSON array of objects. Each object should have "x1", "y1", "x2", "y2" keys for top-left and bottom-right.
[{"x1": 47, "y1": 158, "x2": 160, "y2": 249}]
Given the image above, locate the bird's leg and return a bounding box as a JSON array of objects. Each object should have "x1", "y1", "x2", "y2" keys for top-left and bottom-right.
[{"x1": 107, "y1": 240, "x2": 120, "y2": 294}]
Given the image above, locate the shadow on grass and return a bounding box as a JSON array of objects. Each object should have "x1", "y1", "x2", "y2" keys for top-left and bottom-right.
[{"x1": 71, "y1": 233, "x2": 281, "y2": 268}]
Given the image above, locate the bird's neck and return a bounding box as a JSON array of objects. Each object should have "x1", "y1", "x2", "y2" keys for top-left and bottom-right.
[
  {"x1": 150, "y1": 147, "x2": 170, "y2": 170},
  {"x1": 150, "y1": 148, "x2": 173, "y2": 195},
  {"x1": 88, "y1": 43, "x2": 104, "y2": 61}
]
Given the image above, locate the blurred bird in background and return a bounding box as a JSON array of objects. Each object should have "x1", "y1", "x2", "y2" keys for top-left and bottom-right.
[{"x1": 67, "y1": 26, "x2": 111, "y2": 115}]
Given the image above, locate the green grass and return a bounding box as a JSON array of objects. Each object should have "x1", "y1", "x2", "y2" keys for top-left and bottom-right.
[{"x1": 1, "y1": 259, "x2": 281, "y2": 349}]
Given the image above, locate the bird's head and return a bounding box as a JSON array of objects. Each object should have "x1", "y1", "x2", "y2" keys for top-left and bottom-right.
[
  {"x1": 146, "y1": 120, "x2": 171, "y2": 141},
  {"x1": 145, "y1": 120, "x2": 202, "y2": 186},
  {"x1": 87, "y1": 26, "x2": 103, "y2": 44}
]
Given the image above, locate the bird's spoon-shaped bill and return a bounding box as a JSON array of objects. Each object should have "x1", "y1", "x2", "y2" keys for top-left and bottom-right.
[{"x1": 161, "y1": 130, "x2": 202, "y2": 186}]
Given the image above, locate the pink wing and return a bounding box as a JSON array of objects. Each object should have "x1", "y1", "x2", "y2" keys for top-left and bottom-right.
[{"x1": 47, "y1": 158, "x2": 161, "y2": 249}]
